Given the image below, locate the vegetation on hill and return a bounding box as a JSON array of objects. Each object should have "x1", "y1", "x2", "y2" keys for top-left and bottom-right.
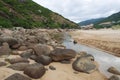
[
  {"x1": 0, "y1": 0, "x2": 78, "y2": 28},
  {"x1": 78, "y1": 18, "x2": 105, "y2": 26},
  {"x1": 78, "y1": 11, "x2": 120, "y2": 29},
  {"x1": 112, "y1": 25, "x2": 120, "y2": 29},
  {"x1": 94, "y1": 12, "x2": 120, "y2": 29}
]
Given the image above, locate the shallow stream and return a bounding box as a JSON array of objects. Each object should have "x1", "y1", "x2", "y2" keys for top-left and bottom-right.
[{"x1": 63, "y1": 33, "x2": 120, "y2": 77}]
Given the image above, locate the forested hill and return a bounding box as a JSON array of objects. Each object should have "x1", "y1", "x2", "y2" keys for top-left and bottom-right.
[
  {"x1": 78, "y1": 18, "x2": 105, "y2": 26},
  {"x1": 0, "y1": 0, "x2": 78, "y2": 28},
  {"x1": 94, "y1": 11, "x2": 120, "y2": 28}
]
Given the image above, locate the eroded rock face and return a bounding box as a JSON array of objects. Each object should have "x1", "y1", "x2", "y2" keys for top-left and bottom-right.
[
  {"x1": 108, "y1": 75, "x2": 120, "y2": 80},
  {"x1": 24, "y1": 63, "x2": 46, "y2": 79},
  {"x1": 8, "y1": 63, "x2": 30, "y2": 71},
  {"x1": 50, "y1": 48, "x2": 76, "y2": 61},
  {"x1": 108, "y1": 67, "x2": 120, "y2": 75},
  {"x1": 0, "y1": 43, "x2": 11, "y2": 56},
  {"x1": 72, "y1": 55, "x2": 96, "y2": 73},
  {"x1": 35, "y1": 55, "x2": 52, "y2": 65},
  {"x1": 5, "y1": 73, "x2": 31, "y2": 80}
]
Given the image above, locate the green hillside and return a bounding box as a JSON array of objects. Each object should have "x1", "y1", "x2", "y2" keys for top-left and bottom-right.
[
  {"x1": 94, "y1": 12, "x2": 120, "y2": 29},
  {"x1": 78, "y1": 18, "x2": 105, "y2": 26},
  {"x1": 101, "y1": 11, "x2": 120, "y2": 22},
  {"x1": 0, "y1": 0, "x2": 78, "y2": 28}
]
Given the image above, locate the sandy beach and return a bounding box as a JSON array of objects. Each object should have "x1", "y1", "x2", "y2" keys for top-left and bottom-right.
[
  {"x1": 0, "y1": 55, "x2": 107, "y2": 80},
  {"x1": 69, "y1": 29, "x2": 120, "y2": 57}
]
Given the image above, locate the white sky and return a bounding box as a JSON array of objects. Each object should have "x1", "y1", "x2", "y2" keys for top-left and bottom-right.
[{"x1": 33, "y1": 0, "x2": 120, "y2": 23}]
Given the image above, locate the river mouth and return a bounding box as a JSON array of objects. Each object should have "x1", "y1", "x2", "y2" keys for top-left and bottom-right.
[{"x1": 63, "y1": 33, "x2": 120, "y2": 78}]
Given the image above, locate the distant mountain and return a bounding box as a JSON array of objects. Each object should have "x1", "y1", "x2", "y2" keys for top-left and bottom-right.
[
  {"x1": 78, "y1": 18, "x2": 105, "y2": 26},
  {"x1": 0, "y1": 0, "x2": 78, "y2": 28},
  {"x1": 79, "y1": 11, "x2": 120, "y2": 29},
  {"x1": 94, "y1": 11, "x2": 120, "y2": 28},
  {"x1": 98, "y1": 11, "x2": 120, "y2": 23}
]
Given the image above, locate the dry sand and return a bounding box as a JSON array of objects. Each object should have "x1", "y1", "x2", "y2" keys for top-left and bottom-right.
[
  {"x1": 69, "y1": 29, "x2": 120, "y2": 57},
  {"x1": 0, "y1": 55, "x2": 107, "y2": 80}
]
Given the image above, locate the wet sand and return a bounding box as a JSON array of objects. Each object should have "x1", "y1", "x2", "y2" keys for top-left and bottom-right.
[{"x1": 69, "y1": 29, "x2": 120, "y2": 57}]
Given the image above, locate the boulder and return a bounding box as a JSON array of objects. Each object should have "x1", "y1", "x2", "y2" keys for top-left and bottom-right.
[
  {"x1": 26, "y1": 36, "x2": 38, "y2": 43},
  {"x1": 72, "y1": 56, "x2": 97, "y2": 73},
  {"x1": 84, "y1": 54, "x2": 94, "y2": 61},
  {"x1": 78, "y1": 51, "x2": 87, "y2": 56},
  {"x1": 35, "y1": 55, "x2": 52, "y2": 65},
  {"x1": 108, "y1": 67, "x2": 120, "y2": 75},
  {"x1": 24, "y1": 63, "x2": 46, "y2": 79},
  {"x1": 5, "y1": 73, "x2": 31, "y2": 80},
  {"x1": 11, "y1": 51, "x2": 19, "y2": 55},
  {"x1": 6, "y1": 57, "x2": 29, "y2": 64},
  {"x1": 20, "y1": 49, "x2": 33, "y2": 59},
  {"x1": 49, "y1": 65, "x2": 56, "y2": 70},
  {"x1": 60, "y1": 60, "x2": 71, "y2": 64},
  {"x1": 30, "y1": 55, "x2": 37, "y2": 60},
  {"x1": 0, "y1": 62, "x2": 7, "y2": 67},
  {"x1": 0, "y1": 37, "x2": 20, "y2": 49},
  {"x1": 73, "y1": 40, "x2": 77, "y2": 44},
  {"x1": 32, "y1": 44, "x2": 51, "y2": 56},
  {"x1": 108, "y1": 75, "x2": 120, "y2": 80},
  {"x1": 55, "y1": 44, "x2": 66, "y2": 49},
  {"x1": 50, "y1": 48, "x2": 76, "y2": 61},
  {"x1": 36, "y1": 32, "x2": 51, "y2": 44},
  {"x1": 18, "y1": 46, "x2": 28, "y2": 51},
  {"x1": 0, "y1": 43, "x2": 11, "y2": 56},
  {"x1": 8, "y1": 63, "x2": 30, "y2": 71}
]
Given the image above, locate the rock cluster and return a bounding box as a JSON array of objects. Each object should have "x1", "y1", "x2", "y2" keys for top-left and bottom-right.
[{"x1": 0, "y1": 28, "x2": 100, "y2": 79}]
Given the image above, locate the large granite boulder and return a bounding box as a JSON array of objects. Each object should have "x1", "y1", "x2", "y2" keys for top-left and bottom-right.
[
  {"x1": 0, "y1": 43, "x2": 11, "y2": 57},
  {"x1": 32, "y1": 44, "x2": 51, "y2": 56},
  {"x1": 24, "y1": 63, "x2": 46, "y2": 79},
  {"x1": 20, "y1": 49, "x2": 33, "y2": 59},
  {"x1": 108, "y1": 75, "x2": 120, "y2": 80},
  {"x1": 8, "y1": 63, "x2": 30, "y2": 71},
  {"x1": 72, "y1": 55, "x2": 97, "y2": 73},
  {"x1": 36, "y1": 32, "x2": 51, "y2": 44},
  {"x1": 35, "y1": 55, "x2": 52, "y2": 65},
  {"x1": 0, "y1": 37, "x2": 20, "y2": 49},
  {"x1": 5, "y1": 73, "x2": 31, "y2": 80},
  {"x1": 108, "y1": 67, "x2": 120, "y2": 75},
  {"x1": 50, "y1": 48, "x2": 76, "y2": 61}
]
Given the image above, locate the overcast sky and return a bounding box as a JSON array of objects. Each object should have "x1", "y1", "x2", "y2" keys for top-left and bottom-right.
[{"x1": 33, "y1": 0, "x2": 120, "y2": 23}]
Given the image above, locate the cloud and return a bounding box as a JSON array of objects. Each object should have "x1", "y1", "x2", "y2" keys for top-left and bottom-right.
[{"x1": 33, "y1": 0, "x2": 120, "y2": 23}]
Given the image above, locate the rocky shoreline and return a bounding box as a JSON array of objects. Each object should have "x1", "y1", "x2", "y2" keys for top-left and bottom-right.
[{"x1": 0, "y1": 28, "x2": 119, "y2": 80}]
